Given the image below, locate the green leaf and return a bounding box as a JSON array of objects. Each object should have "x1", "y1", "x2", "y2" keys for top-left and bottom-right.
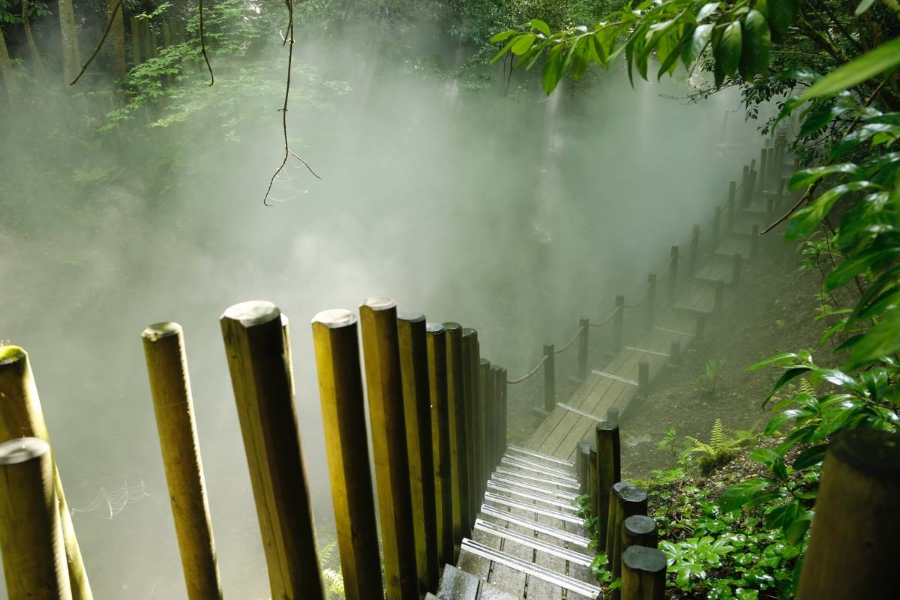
[
  {"x1": 799, "y1": 100, "x2": 850, "y2": 138},
  {"x1": 855, "y1": 0, "x2": 877, "y2": 16},
  {"x1": 765, "y1": 500, "x2": 804, "y2": 531},
  {"x1": 792, "y1": 444, "x2": 828, "y2": 470},
  {"x1": 720, "y1": 478, "x2": 773, "y2": 512},
  {"x1": 528, "y1": 19, "x2": 551, "y2": 36},
  {"x1": 490, "y1": 29, "x2": 518, "y2": 44},
  {"x1": 739, "y1": 10, "x2": 771, "y2": 78},
  {"x1": 799, "y1": 36, "x2": 900, "y2": 102},
  {"x1": 747, "y1": 352, "x2": 808, "y2": 371},
  {"x1": 697, "y1": 2, "x2": 721, "y2": 22},
  {"x1": 511, "y1": 34, "x2": 537, "y2": 56},
  {"x1": 756, "y1": 0, "x2": 798, "y2": 39},
  {"x1": 825, "y1": 247, "x2": 900, "y2": 290},
  {"x1": 682, "y1": 23, "x2": 713, "y2": 68},
  {"x1": 542, "y1": 48, "x2": 565, "y2": 95},
  {"x1": 787, "y1": 182, "x2": 880, "y2": 239},
  {"x1": 765, "y1": 367, "x2": 812, "y2": 405},
  {"x1": 848, "y1": 307, "x2": 900, "y2": 368},
  {"x1": 788, "y1": 164, "x2": 863, "y2": 191},
  {"x1": 784, "y1": 511, "x2": 812, "y2": 545},
  {"x1": 714, "y1": 21, "x2": 742, "y2": 78},
  {"x1": 490, "y1": 37, "x2": 517, "y2": 64}
]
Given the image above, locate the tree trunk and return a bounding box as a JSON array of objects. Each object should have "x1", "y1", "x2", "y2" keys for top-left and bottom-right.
[
  {"x1": 106, "y1": 0, "x2": 126, "y2": 79},
  {"x1": 22, "y1": 0, "x2": 48, "y2": 83},
  {"x1": 58, "y1": 0, "x2": 81, "y2": 83},
  {"x1": 0, "y1": 25, "x2": 16, "y2": 104}
]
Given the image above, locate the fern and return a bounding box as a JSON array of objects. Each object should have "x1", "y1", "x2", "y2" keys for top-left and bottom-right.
[
  {"x1": 709, "y1": 419, "x2": 726, "y2": 451},
  {"x1": 322, "y1": 568, "x2": 346, "y2": 600}
]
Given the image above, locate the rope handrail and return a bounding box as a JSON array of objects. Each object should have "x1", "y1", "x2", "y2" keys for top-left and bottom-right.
[
  {"x1": 624, "y1": 283, "x2": 651, "y2": 309},
  {"x1": 507, "y1": 354, "x2": 548, "y2": 385},
  {"x1": 589, "y1": 305, "x2": 620, "y2": 328},
  {"x1": 554, "y1": 325, "x2": 585, "y2": 355}
]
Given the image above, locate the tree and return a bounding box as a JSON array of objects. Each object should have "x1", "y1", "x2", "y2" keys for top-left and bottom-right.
[
  {"x1": 22, "y1": 0, "x2": 47, "y2": 83},
  {"x1": 106, "y1": 0, "x2": 125, "y2": 79},
  {"x1": 0, "y1": 22, "x2": 15, "y2": 103},
  {"x1": 58, "y1": 0, "x2": 80, "y2": 83}
]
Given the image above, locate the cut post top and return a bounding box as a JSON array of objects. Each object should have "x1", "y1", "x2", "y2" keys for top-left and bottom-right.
[
  {"x1": 312, "y1": 308, "x2": 357, "y2": 329},
  {"x1": 442, "y1": 322, "x2": 462, "y2": 332},
  {"x1": 0, "y1": 437, "x2": 50, "y2": 466},
  {"x1": 623, "y1": 515, "x2": 656, "y2": 535},
  {"x1": 398, "y1": 312, "x2": 425, "y2": 324},
  {"x1": 222, "y1": 300, "x2": 280, "y2": 327},
  {"x1": 425, "y1": 322, "x2": 444, "y2": 334},
  {"x1": 0, "y1": 344, "x2": 26, "y2": 366},
  {"x1": 361, "y1": 296, "x2": 395, "y2": 311},
  {"x1": 623, "y1": 545, "x2": 667, "y2": 572},
  {"x1": 141, "y1": 321, "x2": 182, "y2": 342}
]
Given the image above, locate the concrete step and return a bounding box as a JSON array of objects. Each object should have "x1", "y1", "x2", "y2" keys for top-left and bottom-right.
[
  {"x1": 507, "y1": 445, "x2": 575, "y2": 468},
  {"x1": 474, "y1": 518, "x2": 593, "y2": 567},
  {"x1": 436, "y1": 564, "x2": 520, "y2": 600},
  {"x1": 480, "y1": 504, "x2": 591, "y2": 548},
  {"x1": 484, "y1": 492, "x2": 585, "y2": 526}
]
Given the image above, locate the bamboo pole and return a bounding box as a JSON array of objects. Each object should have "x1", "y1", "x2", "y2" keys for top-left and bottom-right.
[
  {"x1": 796, "y1": 429, "x2": 900, "y2": 600},
  {"x1": 621, "y1": 546, "x2": 666, "y2": 600},
  {"x1": 543, "y1": 343, "x2": 555, "y2": 412},
  {"x1": 577, "y1": 317, "x2": 590, "y2": 380},
  {"x1": 443, "y1": 322, "x2": 470, "y2": 548},
  {"x1": 668, "y1": 246, "x2": 679, "y2": 307},
  {"x1": 461, "y1": 328, "x2": 479, "y2": 529},
  {"x1": 141, "y1": 323, "x2": 223, "y2": 600},
  {"x1": 425, "y1": 323, "x2": 454, "y2": 567},
  {"x1": 0, "y1": 346, "x2": 92, "y2": 600},
  {"x1": 595, "y1": 421, "x2": 621, "y2": 552},
  {"x1": 220, "y1": 302, "x2": 325, "y2": 600},
  {"x1": 398, "y1": 313, "x2": 439, "y2": 593},
  {"x1": 359, "y1": 298, "x2": 419, "y2": 600},
  {"x1": 312, "y1": 309, "x2": 382, "y2": 600},
  {"x1": 0, "y1": 437, "x2": 71, "y2": 600}
]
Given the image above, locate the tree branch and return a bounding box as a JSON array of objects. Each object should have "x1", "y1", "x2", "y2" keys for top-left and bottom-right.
[
  {"x1": 199, "y1": 0, "x2": 214, "y2": 85},
  {"x1": 70, "y1": 0, "x2": 123, "y2": 85}
]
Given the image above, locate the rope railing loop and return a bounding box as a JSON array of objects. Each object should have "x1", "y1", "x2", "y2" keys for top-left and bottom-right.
[
  {"x1": 554, "y1": 325, "x2": 585, "y2": 355},
  {"x1": 589, "y1": 305, "x2": 620, "y2": 328},
  {"x1": 506, "y1": 354, "x2": 548, "y2": 385},
  {"x1": 624, "y1": 284, "x2": 651, "y2": 309}
]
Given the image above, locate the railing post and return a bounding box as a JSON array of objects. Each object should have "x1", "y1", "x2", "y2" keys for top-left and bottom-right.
[
  {"x1": 359, "y1": 298, "x2": 419, "y2": 600},
  {"x1": 645, "y1": 274, "x2": 656, "y2": 332},
  {"x1": 668, "y1": 246, "x2": 679, "y2": 307},
  {"x1": 588, "y1": 442, "x2": 599, "y2": 518},
  {"x1": 775, "y1": 177, "x2": 786, "y2": 213},
  {"x1": 443, "y1": 322, "x2": 470, "y2": 549},
  {"x1": 751, "y1": 224, "x2": 759, "y2": 258},
  {"x1": 577, "y1": 440, "x2": 591, "y2": 495},
  {"x1": 796, "y1": 429, "x2": 900, "y2": 600},
  {"x1": 577, "y1": 317, "x2": 590, "y2": 380},
  {"x1": 141, "y1": 323, "x2": 223, "y2": 600},
  {"x1": 543, "y1": 343, "x2": 555, "y2": 413},
  {"x1": 612, "y1": 296, "x2": 625, "y2": 353},
  {"x1": 595, "y1": 421, "x2": 621, "y2": 553},
  {"x1": 0, "y1": 437, "x2": 71, "y2": 600},
  {"x1": 497, "y1": 366, "x2": 508, "y2": 465},
  {"x1": 470, "y1": 333, "x2": 485, "y2": 505},
  {"x1": 461, "y1": 328, "x2": 479, "y2": 531},
  {"x1": 668, "y1": 340, "x2": 681, "y2": 367},
  {"x1": 398, "y1": 314, "x2": 439, "y2": 593},
  {"x1": 479, "y1": 358, "x2": 492, "y2": 489},
  {"x1": 741, "y1": 165, "x2": 750, "y2": 205},
  {"x1": 0, "y1": 347, "x2": 92, "y2": 600},
  {"x1": 623, "y1": 515, "x2": 658, "y2": 550},
  {"x1": 425, "y1": 323, "x2": 454, "y2": 569},
  {"x1": 714, "y1": 280, "x2": 725, "y2": 314},
  {"x1": 221, "y1": 302, "x2": 325, "y2": 600},
  {"x1": 732, "y1": 253, "x2": 742, "y2": 286},
  {"x1": 760, "y1": 148, "x2": 768, "y2": 191},
  {"x1": 688, "y1": 225, "x2": 699, "y2": 277},
  {"x1": 726, "y1": 181, "x2": 736, "y2": 232},
  {"x1": 748, "y1": 167, "x2": 758, "y2": 204},
  {"x1": 711, "y1": 206, "x2": 721, "y2": 250},
  {"x1": 638, "y1": 361, "x2": 650, "y2": 397},
  {"x1": 622, "y1": 546, "x2": 667, "y2": 600},
  {"x1": 312, "y1": 309, "x2": 383, "y2": 600}
]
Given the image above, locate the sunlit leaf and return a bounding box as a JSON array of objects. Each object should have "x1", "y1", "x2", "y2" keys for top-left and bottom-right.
[
  {"x1": 714, "y1": 21, "x2": 742, "y2": 78},
  {"x1": 682, "y1": 23, "x2": 713, "y2": 68},
  {"x1": 799, "y1": 36, "x2": 900, "y2": 102},
  {"x1": 788, "y1": 164, "x2": 863, "y2": 191},
  {"x1": 739, "y1": 10, "x2": 771, "y2": 78},
  {"x1": 490, "y1": 29, "x2": 518, "y2": 43},
  {"x1": 528, "y1": 19, "x2": 551, "y2": 36}
]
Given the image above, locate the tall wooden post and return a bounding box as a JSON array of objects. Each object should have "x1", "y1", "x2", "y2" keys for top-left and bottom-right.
[
  {"x1": 141, "y1": 323, "x2": 223, "y2": 600},
  {"x1": 0, "y1": 346, "x2": 93, "y2": 600},
  {"x1": 612, "y1": 295, "x2": 625, "y2": 353},
  {"x1": 129, "y1": 16, "x2": 141, "y2": 65},
  {"x1": 0, "y1": 437, "x2": 72, "y2": 600},
  {"x1": 588, "y1": 443, "x2": 599, "y2": 519},
  {"x1": 577, "y1": 317, "x2": 590, "y2": 380},
  {"x1": 461, "y1": 328, "x2": 480, "y2": 529},
  {"x1": 543, "y1": 343, "x2": 555, "y2": 413},
  {"x1": 760, "y1": 148, "x2": 768, "y2": 192},
  {"x1": 775, "y1": 177, "x2": 786, "y2": 213},
  {"x1": 712, "y1": 207, "x2": 721, "y2": 250},
  {"x1": 595, "y1": 421, "x2": 621, "y2": 552},
  {"x1": 398, "y1": 314, "x2": 439, "y2": 593},
  {"x1": 748, "y1": 168, "x2": 758, "y2": 204},
  {"x1": 496, "y1": 366, "x2": 508, "y2": 467},
  {"x1": 726, "y1": 181, "x2": 736, "y2": 232},
  {"x1": 645, "y1": 275, "x2": 656, "y2": 332},
  {"x1": 622, "y1": 546, "x2": 666, "y2": 600},
  {"x1": 359, "y1": 298, "x2": 419, "y2": 600},
  {"x1": 312, "y1": 309, "x2": 384, "y2": 600},
  {"x1": 220, "y1": 302, "x2": 325, "y2": 600},
  {"x1": 577, "y1": 440, "x2": 591, "y2": 495},
  {"x1": 425, "y1": 323, "x2": 454, "y2": 568},
  {"x1": 796, "y1": 429, "x2": 900, "y2": 600},
  {"x1": 443, "y1": 322, "x2": 470, "y2": 547},
  {"x1": 741, "y1": 165, "x2": 750, "y2": 205},
  {"x1": 668, "y1": 246, "x2": 679, "y2": 307},
  {"x1": 607, "y1": 484, "x2": 649, "y2": 599},
  {"x1": 688, "y1": 225, "x2": 699, "y2": 276},
  {"x1": 479, "y1": 358, "x2": 492, "y2": 488}
]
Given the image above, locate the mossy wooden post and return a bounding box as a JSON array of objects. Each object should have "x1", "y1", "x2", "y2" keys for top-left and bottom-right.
[
  {"x1": 688, "y1": 225, "x2": 700, "y2": 276},
  {"x1": 607, "y1": 484, "x2": 648, "y2": 599},
  {"x1": 443, "y1": 322, "x2": 470, "y2": 547},
  {"x1": 312, "y1": 309, "x2": 383, "y2": 600},
  {"x1": 494, "y1": 365, "x2": 507, "y2": 468},
  {"x1": 612, "y1": 295, "x2": 625, "y2": 353},
  {"x1": 732, "y1": 253, "x2": 742, "y2": 286},
  {"x1": 740, "y1": 165, "x2": 750, "y2": 205},
  {"x1": 577, "y1": 440, "x2": 591, "y2": 495},
  {"x1": 696, "y1": 314, "x2": 706, "y2": 341},
  {"x1": 588, "y1": 443, "x2": 598, "y2": 518},
  {"x1": 669, "y1": 340, "x2": 681, "y2": 367},
  {"x1": 668, "y1": 246, "x2": 679, "y2": 307},
  {"x1": 141, "y1": 323, "x2": 223, "y2": 600},
  {"x1": 751, "y1": 224, "x2": 759, "y2": 258},
  {"x1": 714, "y1": 280, "x2": 725, "y2": 314},
  {"x1": 595, "y1": 421, "x2": 621, "y2": 552},
  {"x1": 220, "y1": 302, "x2": 325, "y2": 600},
  {"x1": 621, "y1": 546, "x2": 666, "y2": 600},
  {"x1": 543, "y1": 343, "x2": 555, "y2": 413},
  {"x1": 645, "y1": 275, "x2": 656, "y2": 332},
  {"x1": 0, "y1": 346, "x2": 93, "y2": 600},
  {"x1": 796, "y1": 429, "x2": 900, "y2": 600},
  {"x1": 461, "y1": 328, "x2": 480, "y2": 528},
  {"x1": 360, "y1": 298, "x2": 419, "y2": 600},
  {"x1": 398, "y1": 314, "x2": 440, "y2": 593},
  {"x1": 129, "y1": 16, "x2": 141, "y2": 65},
  {"x1": 622, "y1": 515, "x2": 658, "y2": 550},
  {"x1": 726, "y1": 182, "x2": 736, "y2": 232},
  {"x1": 711, "y1": 207, "x2": 721, "y2": 250},
  {"x1": 577, "y1": 317, "x2": 590, "y2": 380},
  {"x1": 425, "y1": 323, "x2": 454, "y2": 568}
]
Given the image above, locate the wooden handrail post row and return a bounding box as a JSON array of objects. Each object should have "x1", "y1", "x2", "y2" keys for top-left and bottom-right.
[
  {"x1": 359, "y1": 298, "x2": 419, "y2": 600},
  {"x1": 543, "y1": 343, "x2": 555, "y2": 413},
  {"x1": 606, "y1": 483, "x2": 649, "y2": 600},
  {"x1": 221, "y1": 302, "x2": 325, "y2": 600},
  {"x1": 312, "y1": 308, "x2": 384, "y2": 600},
  {"x1": 645, "y1": 274, "x2": 656, "y2": 332},
  {"x1": 613, "y1": 295, "x2": 625, "y2": 353},
  {"x1": 577, "y1": 317, "x2": 590, "y2": 380},
  {"x1": 461, "y1": 328, "x2": 479, "y2": 530},
  {"x1": 622, "y1": 546, "x2": 667, "y2": 600},
  {"x1": 0, "y1": 346, "x2": 93, "y2": 600},
  {"x1": 398, "y1": 313, "x2": 440, "y2": 593},
  {"x1": 0, "y1": 437, "x2": 72, "y2": 600},
  {"x1": 425, "y1": 323, "x2": 454, "y2": 567},
  {"x1": 443, "y1": 322, "x2": 471, "y2": 549},
  {"x1": 595, "y1": 420, "x2": 621, "y2": 552},
  {"x1": 668, "y1": 246, "x2": 679, "y2": 307},
  {"x1": 141, "y1": 323, "x2": 223, "y2": 600}
]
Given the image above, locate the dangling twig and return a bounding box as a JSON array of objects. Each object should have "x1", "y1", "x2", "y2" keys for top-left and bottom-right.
[
  {"x1": 70, "y1": 0, "x2": 124, "y2": 85},
  {"x1": 199, "y1": 0, "x2": 214, "y2": 86}
]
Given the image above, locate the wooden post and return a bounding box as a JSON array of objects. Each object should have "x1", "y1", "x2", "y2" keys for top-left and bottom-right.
[
  {"x1": 645, "y1": 274, "x2": 656, "y2": 332},
  {"x1": 732, "y1": 253, "x2": 742, "y2": 286},
  {"x1": 696, "y1": 314, "x2": 706, "y2": 341},
  {"x1": 577, "y1": 441, "x2": 591, "y2": 496},
  {"x1": 141, "y1": 323, "x2": 223, "y2": 600},
  {"x1": 766, "y1": 194, "x2": 774, "y2": 225},
  {"x1": 668, "y1": 246, "x2": 678, "y2": 307},
  {"x1": 146, "y1": 19, "x2": 158, "y2": 58},
  {"x1": 496, "y1": 366, "x2": 508, "y2": 467},
  {"x1": 622, "y1": 546, "x2": 667, "y2": 600},
  {"x1": 0, "y1": 346, "x2": 93, "y2": 600},
  {"x1": 741, "y1": 165, "x2": 750, "y2": 205},
  {"x1": 726, "y1": 182, "x2": 736, "y2": 232},
  {"x1": 607, "y1": 483, "x2": 649, "y2": 596},
  {"x1": 461, "y1": 329, "x2": 479, "y2": 530},
  {"x1": 425, "y1": 323, "x2": 454, "y2": 568},
  {"x1": 478, "y1": 358, "x2": 492, "y2": 487},
  {"x1": 577, "y1": 317, "x2": 590, "y2": 380},
  {"x1": 751, "y1": 224, "x2": 759, "y2": 258},
  {"x1": 714, "y1": 280, "x2": 725, "y2": 314},
  {"x1": 796, "y1": 429, "x2": 900, "y2": 600},
  {"x1": 220, "y1": 302, "x2": 325, "y2": 600},
  {"x1": 398, "y1": 314, "x2": 439, "y2": 593},
  {"x1": 612, "y1": 295, "x2": 625, "y2": 353},
  {"x1": 470, "y1": 334, "x2": 485, "y2": 505},
  {"x1": 595, "y1": 421, "x2": 621, "y2": 553},
  {"x1": 0, "y1": 438, "x2": 71, "y2": 600},
  {"x1": 669, "y1": 341, "x2": 681, "y2": 367},
  {"x1": 711, "y1": 206, "x2": 721, "y2": 250},
  {"x1": 313, "y1": 309, "x2": 383, "y2": 600},
  {"x1": 543, "y1": 343, "x2": 555, "y2": 413},
  {"x1": 760, "y1": 148, "x2": 768, "y2": 192},
  {"x1": 638, "y1": 361, "x2": 650, "y2": 397},
  {"x1": 588, "y1": 443, "x2": 599, "y2": 519},
  {"x1": 443, "y1": 322, "x2": 470, "y2": 547},
  {"x1": 622, "y1": 515, "x2": 658, "y2": 550},
  {"x1": 748, "y1": 168, "x2": 758, "y2": 204},
  {"x1": 775, "y1": 177, "x2": 786, "y2": 213},
  {"x1": 688, "y1": 225, "x2": 699, "y2": 276},
  {"x1": 359, "y1": 298, "x2": 419, "y2": 600}
]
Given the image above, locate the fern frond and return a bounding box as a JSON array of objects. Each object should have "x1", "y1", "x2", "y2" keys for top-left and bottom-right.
[
  {"x1": 685, "y1": 436, "x2": 715, "y2": 456},
  {"x1": 799, "y1": 378, "x2": 815, "y2": 396},
  {"x1": 710, "y1": 419, "x2": 725, "y2": 451},
  {"x1": 319, "y1": 541, "x2": 338, "y2": 566},
  {"x1": 322, "y1": 568, "x2": 345, "y2": 599}
]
